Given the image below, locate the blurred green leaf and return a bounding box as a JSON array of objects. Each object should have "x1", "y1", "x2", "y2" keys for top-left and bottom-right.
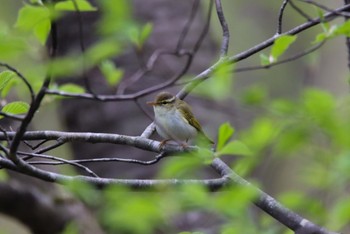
[
  {"x1": 102, "y1": 186, "x2": 163, "y2": 234},
  {"x1": 259, "y1": 53, "x2": 270, "y2": 66},
  {"x1": 329, "y1": 196, "x2": 350, "y2": 230},
  {"x1": 60, "y1": 222, "x2": 79, "y2": 234},
  {"x1": 57, "y1": 83, "x2": 85, "y2": 94},
  {"x1": 193, "y1": 61, "x2": 234, "y2": 100},
  {"x1": 241, "y1": 85, "x2": 267, "y2": 106},
  {"x1": 0, "y1": 36, "x2": 29, "y2": 60},
  {"x1": 99, "y1": 60, "x2": 124, "y2": 86},
  {"x1": 242, "y1": 118, "x2": 276, "y2": 152},
  {"x1": 86, "y1": 40, "x2": 122, "y2": 65},
  {"x1": 1, "y1": 101, "x2": 29, "y2": 117},
  {"x1": 129, "y1": 22, "x2": 153, "y2": 49},
  {"x1": 218, "y1": 141, "x2": 252, "y2": 156},
  {"x1": 15, "y1": 4, "x2": 51, "y2": 44},
  {"x1": 217, "y1": 122, "x2": 234, "y2": 151},
  {"x1": 0, "y1": 170, "x2": 9, "y2": 182},
  {"x1": 269, "y1": 99, "x2": 296, "y2": 115},
  {"x1": 302, "y1": 89, "x2": 335, "y2": 127},
  {"x1": 274, "y1": 125, "x2": 309, "y2": 154},
  {"x1": 270, "y1": 35, "x2": 297, "y2": 62},
  {"x1": 55, "y1": 0, "x2": 97, "y2": 11},
  {"x1": 160, "y1": 154, "x2": 203, "y2": 178},
  {"x1": 179, "y1": 184, "x2": 209, "y2": 208},
  {"x1": 64, "y1": 180, "x2": 101, "y2": 206},
  {"x1": 98, "y1": 0, "x2": 133, "y2": 36}
]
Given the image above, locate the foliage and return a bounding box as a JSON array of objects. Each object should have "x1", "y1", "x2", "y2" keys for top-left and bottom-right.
[{"x1": 0, "y1": 1, "x2": 349, "y2": 234}]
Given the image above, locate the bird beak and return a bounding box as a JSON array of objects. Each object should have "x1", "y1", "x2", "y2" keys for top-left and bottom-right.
[{"x1": 146, "y1": 101, "x2": 156, "y2": 106}]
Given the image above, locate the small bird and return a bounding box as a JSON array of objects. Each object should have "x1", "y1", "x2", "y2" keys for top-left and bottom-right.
[{"x1": 147, "y1": 92, "x2": 214, "y2": 147}]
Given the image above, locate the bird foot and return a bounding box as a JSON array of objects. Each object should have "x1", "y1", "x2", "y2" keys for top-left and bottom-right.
[{"x1": 159, "y1": 139, "x2": 170, "y2": 150}]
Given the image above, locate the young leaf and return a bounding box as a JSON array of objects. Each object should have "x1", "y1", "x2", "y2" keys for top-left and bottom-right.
[
  {"x1": 217, "y1": 122, "x2": 234, "y2": 151},
  {"x1": 1, "y1": 101, "x2": 29, "y2": 116},
  {"x1": 55, "y1": 0, "x2": 97, "y2": 12},
  {"x1": 0, "y1": 71, "x2": 16, "y2": 91},
  {"x1": 15, "y1": 5, "x2": 51, "y2": 45},
  {"x1": 270, "y1": 35, "x2": 297, "y2": 62},
  {"x1": 99, "y1": 60, "x2": 124, "y2": 86},
  {"x1": 34, "y1": 18, "x2": 51, "y2": 45},
  {"x1": 218, "y1": 140, "x2": 252, "y2": 156},
  {"x1": 139, "y1": 23, "x2": 153, "y2": 46},
  {"x1": 259, "y1": 53, "x2": 270, "y2": 66},
  {"x1": 58, "y1": 83, "x2": 85, "y2": 94}
]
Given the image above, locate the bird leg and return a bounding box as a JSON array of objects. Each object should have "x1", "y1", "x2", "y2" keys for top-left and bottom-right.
[{"x1": 159, "y1": 139, "x2": 171, "y2": 149}]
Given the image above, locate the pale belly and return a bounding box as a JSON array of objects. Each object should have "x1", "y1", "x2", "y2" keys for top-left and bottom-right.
[{"x1": 154, "y1": 107, "x2": 197, "y2": 141}]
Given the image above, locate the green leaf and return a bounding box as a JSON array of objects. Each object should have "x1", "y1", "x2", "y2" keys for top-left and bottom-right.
[
  {"x1": 140, "y1": 23, "x2": 153, "y2": 45},
  {"x1": 15, "y1": 5, "x2": 51, "y2": 44},
  {"x1": 259, "y1": 53, "x2": 270, "y2": 66},
  {"x1": 0, "y1": 36, "x2": 29, "y2": 60},
  {"x1": 99, "y1": 60, "x2": 124, "y2": 86},
  {"x1": 0, "y1": 71, "x2": 16, "y2": 91},
  {"x1": 55, "y1": 0, "x2": 97, "y2": 12},
  {"x1": 34, "y1": 17, "x2": 51, "y2": 45},
  {"x1": 218, "y1": 141, "x2": 252, "y2": 156},
  {"x1": 217, "y1": 122, "x2": 234, "y2": 151},
  {"x1": 270, "y1": 35, "x2": 297, "y2": 62},
  {"x1": 193, "y1": 61, "x2": 234, "y2": 100},
  {"x1": 1, "y1": 101, "x2": 29, "y2": 116},
  {"x1": 241, "y1": 85, "x2": 267, "y2": 106},
  {"x1": 86, "y1": 40, "x2": 122, "y2": 65},
  {"x1": 57, "y1": 83, "x2": 85, "y2": 94},
  {"x1": 129, "y1": 23, "x2": 153, "y2": 49},
  {"x1": 0, "y1": 170, "x2": 9, "y2": 182}
]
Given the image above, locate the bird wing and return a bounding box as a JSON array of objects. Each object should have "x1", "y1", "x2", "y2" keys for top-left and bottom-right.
[{"x1": 178, "y1": 101, "x2": 214, "y2": 144}]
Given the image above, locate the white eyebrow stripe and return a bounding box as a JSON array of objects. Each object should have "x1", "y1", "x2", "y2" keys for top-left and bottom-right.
[{"x1": 167, "y1": 96, "x2": 176, "y2": 103}]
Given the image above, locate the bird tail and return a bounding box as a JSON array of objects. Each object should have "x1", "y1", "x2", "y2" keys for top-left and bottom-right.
[{"x1": 198, "y1": 132, "x2": 214, "y2": 145}]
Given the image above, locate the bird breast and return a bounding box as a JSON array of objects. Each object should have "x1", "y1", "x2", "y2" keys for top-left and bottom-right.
[{"x1": 153, "y1": 106, "x2": 197, "y2": 141}]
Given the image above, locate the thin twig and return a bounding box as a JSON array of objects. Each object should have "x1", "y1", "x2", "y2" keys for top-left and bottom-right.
[
  {"x1": 20, "y1": 152, "x2": 99, "y2": 177},
  {"x1": 345, "y1": 0, "x2": 350, "y2": 71},
  {"x1": 0, "y1": 63, "x2": 35, "y2": 103},
  {"x1": 176, "y1": 0, "x2": 200, "y2": 51},
  {"x1": 289, "y1": 0, "x2": 313, "y2": 21},
  {"x1": 215, "y1": 0, "x2": 230, "y2": 56},
  {"x1": 276, "y1": 0, "x2": 290, "y2": 35},
  {"x1": 298, "y1": 0, "x2": 350, "y2": 17},
  {"x1": 70, "y1": 0, "x2": 95, "y2": 95},
  {"x1": 235, "y1": 41, "x2": 325, "y2": 73},
  {"x1": 29, "y1": 152, "x2": 167, "y2": 166}
]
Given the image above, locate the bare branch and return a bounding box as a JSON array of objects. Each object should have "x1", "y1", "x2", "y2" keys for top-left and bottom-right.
[
  {"x1": 0, "y1": 131, "x2": 188, "y2": 154},
  {"x1": 344, "y1": 0, "x2": 350, "y2": 71},
  {"x1": 29, "y1": 152, "x2": 167, "y2": 166},
  {"x1": 214, "y1": 0, "x2": 230, "y2": 56},
  {"x1": 20, "y1": 152, "x2": 99, "y2": 177},
  {"x1": 298, "y1": 0, "x2": 350, "y2": 17},
  {"x1": 289, "y1": 0, "x2": 313, "y2": 21},
  {"x1": 235, "y1": 41, "x2": 325, "y2": 73},
  {"x1": 276, "y1": 0, "x2": 290, "y2": 35}
]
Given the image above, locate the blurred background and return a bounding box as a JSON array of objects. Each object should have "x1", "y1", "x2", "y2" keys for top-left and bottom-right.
[{"x1": 0, "y1": 0, "x2": 349, "y2": 233}]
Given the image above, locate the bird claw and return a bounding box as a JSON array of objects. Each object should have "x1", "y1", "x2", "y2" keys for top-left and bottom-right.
[{"x1": 159, "y1": 139, "x2": 170, "y2": 150}]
